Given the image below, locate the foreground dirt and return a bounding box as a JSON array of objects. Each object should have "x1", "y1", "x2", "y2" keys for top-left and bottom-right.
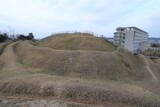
[
  {"x1": 0, "y1": 95, "x2": 134, "y2": 107},
  {"x1": 0, "y1": 97, "x2": 95, "y2": 107}
]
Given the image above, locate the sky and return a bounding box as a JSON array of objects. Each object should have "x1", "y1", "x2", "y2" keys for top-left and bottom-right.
[{"x1": 0, "y1": 0, "x2": 160, "y2": 38}]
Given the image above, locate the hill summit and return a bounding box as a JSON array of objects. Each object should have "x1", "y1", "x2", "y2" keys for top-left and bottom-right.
[{"x1": 37, "y1": 32, "x2": 115, "y2": 51}]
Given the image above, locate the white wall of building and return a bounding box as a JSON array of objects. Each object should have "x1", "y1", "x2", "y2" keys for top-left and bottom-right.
[{"x1": 114, "y1": 27, "x2": 149, "y2": 53}]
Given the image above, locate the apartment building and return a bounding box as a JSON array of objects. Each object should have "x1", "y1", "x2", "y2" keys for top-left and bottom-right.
[{"x1": 114, "y1": 27, "x2": 149, "y2": 53}]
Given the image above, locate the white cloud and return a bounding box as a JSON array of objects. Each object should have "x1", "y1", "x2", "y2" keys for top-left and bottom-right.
[{"x1": 0, "y1": 0, "x2": 159, "y2": 38}]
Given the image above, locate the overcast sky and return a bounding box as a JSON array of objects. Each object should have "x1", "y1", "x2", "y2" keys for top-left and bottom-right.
[{"x1": 0, "y1": 0, "x2": 160, "y2": 38}]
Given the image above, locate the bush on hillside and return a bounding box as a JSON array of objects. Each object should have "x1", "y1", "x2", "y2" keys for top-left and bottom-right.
[{"x1": 0, "y1": 33, "x2": 9, "y2": 42}]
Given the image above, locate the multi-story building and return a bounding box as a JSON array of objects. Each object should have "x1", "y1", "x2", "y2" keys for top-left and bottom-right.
[{"x1": 114, "y1": 27, "x2": 149, "y2": 53}]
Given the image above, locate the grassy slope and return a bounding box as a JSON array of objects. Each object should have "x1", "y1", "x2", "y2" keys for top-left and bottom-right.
[
  {"x1": 0, "y1": 34, "x2": 160, "y2": 106},
  {"x1": 37, "y1": 33, "x2": 115, "y2": 51},
  {"x1": 15, "y1": 41, "x2": 149, "y2": 81}
]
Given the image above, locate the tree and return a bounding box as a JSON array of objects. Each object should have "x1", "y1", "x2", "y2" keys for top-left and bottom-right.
[
  {"x1": 17, "y1": 33, "x2": 34, "y2": 40},
  {"x1": 27, "y1": 33, "x2": 34, "y2": 40},
  {"x1": 0, "y1": 33, "x2": 8, "y2": 42}
]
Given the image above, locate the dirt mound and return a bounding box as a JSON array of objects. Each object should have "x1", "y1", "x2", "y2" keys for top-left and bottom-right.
[
  {"x1": 37, "y1": 33, "x2": 115, "y2": 51},
  {"x1": 14, "y1": 41, "x2": 151, "y2": 81},
  {"x1": 0, "y1": 34, "x2": 160, "y2": 106}
]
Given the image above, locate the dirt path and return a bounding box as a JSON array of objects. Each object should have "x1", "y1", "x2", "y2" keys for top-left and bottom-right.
[
  {"x1": 0, "y1": 42, "x2": 12, "y2": 55},
  {"x1": 141, "y1": 55, "x2": 158, "y2": 81},
  {"x1": 0, "y1": 95, "x2": 133, "y2": 107},
  {"x1": 0, "y1": 96, "x2": 103, "y2": 107},
  {"x1": 0, "y1": 42, "x2": 25, "y2": 71}
]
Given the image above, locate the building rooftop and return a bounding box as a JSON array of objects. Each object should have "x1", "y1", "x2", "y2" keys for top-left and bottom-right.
[{"x1": 116, "y1": 26, "x2": 148, "y2": 34}]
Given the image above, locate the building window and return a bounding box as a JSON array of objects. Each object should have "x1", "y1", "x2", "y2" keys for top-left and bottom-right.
[{"x1": 123, "y1": 37, "x2": 125, "y2": 39}]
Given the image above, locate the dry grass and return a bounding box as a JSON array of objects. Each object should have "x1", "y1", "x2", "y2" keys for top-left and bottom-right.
[
  {"x1": 0, "y1": 33, "x2": 160, "y2": 106},
  {"x1": 0, "y1": 74, "x2": 160, "y2": 107},
  {"x1": 14, "y1": 41, "x2": 152, "y2": 81},
  {"x1": 37, "y1": 33, "x2": 115, "y2": 51},
  {"x1": 0, "y1": 42, "x2": 12, "y2": 54}
]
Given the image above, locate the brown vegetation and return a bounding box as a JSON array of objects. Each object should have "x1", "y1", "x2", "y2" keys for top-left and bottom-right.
[
  {"x1": 0, "y1": 33, "x2": 160, "y2": 107},
  {"x1": 37, "y1": 33, "x2": 115, "y2": 51}
]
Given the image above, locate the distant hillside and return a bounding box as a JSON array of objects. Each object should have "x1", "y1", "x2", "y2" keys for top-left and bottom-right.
[
  {"x1": 37, "y1": 33, "x2": 115, "y2": 51},
  {"x1": 149, "y1": 37, "x2": 160, "y2": 40}
]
